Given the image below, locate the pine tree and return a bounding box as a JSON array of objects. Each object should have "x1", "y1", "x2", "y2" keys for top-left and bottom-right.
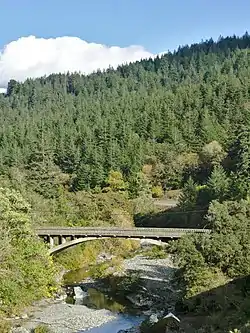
[
  {"x1": 229, "y1": 125, "x2": 250, "y2": 198},
  {"x1": 207, "y1": 165, "x2": 230, "y2": 202},
  {"x1": 26, "y1": 147, "x2": 61, "y2": 199},
  {"x1": 178, "y1": 178, "x2": 198, "y2": 211}
]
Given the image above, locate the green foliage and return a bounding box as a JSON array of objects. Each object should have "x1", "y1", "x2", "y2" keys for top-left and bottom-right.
[
  {"x1": 27, "y1": 149, "x2": 63, "y2": 198},
  {"x1": 172, "y1": 199, "x2": 250, "y2": 301},
  {"x1": 207, "y1": 165, "x2": 230, "y2": 202},
  {"x1": 143, "y1": 245, "x2": 168, "y2": 259},
  {"x1": 105, "y1": 170, "x2": 127, "y2": 192},
  {"x1": 128, "y1": 171, "x2": 151, "y2": 198},
  {"x1": 56, "y1": 238, "x2": 139, "y2": 273},
  {"x1": 178, "y1": 178, "x2": 198, "y2": 211},
  {"x1": 205, "y1": 200, "x2": 250, "y2": 277},
  {"x1": 33, "y1": 324, "x2": 52, "y2": 333},
  {"x1": 0, "y1": 35, "x2": 250, "y2": 194},
  {"x1": 200, "y1": 141, "x2": 227, "y2": 166},
  {"x1": 151, "y1": 185, "x2": 164, "y2": 198},
  {"x1": 2, "y1": 34, "x2": 250, "y2": 327},
  {"x1": 0, "y1": 188, "x2": 57, "y2": 315},
  {"x1": 229, "y1": 125, "x2": 250, "y2": 198}
]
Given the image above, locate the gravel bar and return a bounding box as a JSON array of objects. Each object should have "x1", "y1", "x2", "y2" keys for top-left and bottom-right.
[
  {"x1": 122, "y1": 255, "x2": 175, "y2": 281},
  {"x1": 21, "y1": 302, "x2": 117, "y2": 333}
]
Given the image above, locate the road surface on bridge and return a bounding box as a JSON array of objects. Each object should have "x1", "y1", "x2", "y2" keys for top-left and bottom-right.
[{"x1": 36, "y1": 227, "x2": 210, "y2": 239}]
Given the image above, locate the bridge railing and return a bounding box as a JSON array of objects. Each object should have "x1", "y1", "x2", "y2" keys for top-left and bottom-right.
[{"x1": 36, "y1": 227, "x2": 210, "y2": 238}]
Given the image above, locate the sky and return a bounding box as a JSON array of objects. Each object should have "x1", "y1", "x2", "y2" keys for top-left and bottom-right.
[{"x1": 0, "y1": 0, "x2": 250, "y2": 90}]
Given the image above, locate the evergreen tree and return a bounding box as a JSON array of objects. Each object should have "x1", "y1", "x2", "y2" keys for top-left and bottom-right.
[
  {"x1": 229, "y1": 125, "x2": 250, "y2": 198},
  {"x1": 178, "y1": 178, "x2": 198, "y2": 211},
  {"x1": 207, "y1": 165, "x2": 230, "y2": 202}
]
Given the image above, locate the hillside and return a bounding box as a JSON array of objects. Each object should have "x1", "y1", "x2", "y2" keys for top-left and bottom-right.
[
  {"x1": 1, "y1": 34, "x2": 250, "y2": 332},
  {"x1": 0, "y1": 33, "x2": 250, "y2": 195}
]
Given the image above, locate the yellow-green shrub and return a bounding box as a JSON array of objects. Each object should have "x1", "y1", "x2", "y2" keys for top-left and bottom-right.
[
  {"x1": 151, "y1": 185, "x2": 164, "y2": 198},
  {"x1": 33, "y1": 324, "x2": 52, "y2": 333}
]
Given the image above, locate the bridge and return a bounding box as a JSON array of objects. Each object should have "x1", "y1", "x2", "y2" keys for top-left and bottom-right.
[{"x1": 35, "y1": 227, "x2": 210, "y2": 255}]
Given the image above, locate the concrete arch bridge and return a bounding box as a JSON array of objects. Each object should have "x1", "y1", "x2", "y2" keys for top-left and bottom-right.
[{"x1": 35, "y1": 227, "x2": 210, "y2": 255}]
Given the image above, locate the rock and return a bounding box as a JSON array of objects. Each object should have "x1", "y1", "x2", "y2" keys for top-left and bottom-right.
[
  {"x1": 20, "y1": 314, "x2": 28, "y2": 319},
  {"x1": 73, "y1": 286, "x2": 87, "y2": 300},
  {"x1": 11, "y1": 327, "x2": 30, "y2": 333},
  {"x1": 149, "y1": 313, "x2": 158, "y2": 324},
  {"x1": 97, "y1": 253, "x2": 114, "y2": 263}
]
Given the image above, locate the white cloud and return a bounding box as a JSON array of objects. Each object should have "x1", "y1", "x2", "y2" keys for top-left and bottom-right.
[{"x1": 0, "y1": 36, "x2": 154, "y2": 89}]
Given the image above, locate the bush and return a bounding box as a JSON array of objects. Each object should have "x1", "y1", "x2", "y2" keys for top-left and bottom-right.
[
  {"x1": 57, "y1": 238, "x2": 139, "y2": 277},
  {"x1": 0, "y1": 188, "x2": 57, "y2": 315},
  {"x1": 151, "y1": 186, "x2": 164, "y2": 198},
  {"x1": 33, "y1": 324, "x2": 51, "y2": 333}
]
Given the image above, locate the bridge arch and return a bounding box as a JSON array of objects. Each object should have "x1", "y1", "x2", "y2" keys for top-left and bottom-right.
[
  {"x1": 36, "y1": 227, "x2": 210, "y2": 255},
  {"x1": 48, "y1": 237, "x2": 166, "y2": 255}
]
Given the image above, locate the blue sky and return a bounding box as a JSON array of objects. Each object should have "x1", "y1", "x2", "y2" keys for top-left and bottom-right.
[
  {"x1": 0, "y1": 0, "x2": 250, "y2": 90},
  {"x1": 1, "y1": 0, "x2": 250, "y2": 53}
]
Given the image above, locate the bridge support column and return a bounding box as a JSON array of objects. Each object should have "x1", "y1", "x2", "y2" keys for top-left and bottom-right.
[
  {"x1": 59, "y1": 236, "x2": 66, "y2": 245},
  {"x1": 44, "y1": 236, "x2": 49, "y2": 243},
  {"x1": 49, "y1": 236, "x2": 54, "y2": 248}
]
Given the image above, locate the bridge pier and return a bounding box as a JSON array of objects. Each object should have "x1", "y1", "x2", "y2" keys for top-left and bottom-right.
[
  {"x1": 49, "y1": 236, "x2": 54, "y2": 248},
  {"x1": 59, "y1": 236, "x2": 66, "y2": 245}
]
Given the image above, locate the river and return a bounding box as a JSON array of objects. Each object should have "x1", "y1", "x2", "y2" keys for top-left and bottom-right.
[
  {"x1": 16, "y1": 255, "x2": 175, "y2": 333},
  {"x1": 65, "y1": 280, "x2": 144, "y2": 332}
]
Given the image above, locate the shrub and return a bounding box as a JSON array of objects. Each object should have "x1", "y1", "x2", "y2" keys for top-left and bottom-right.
[
  {"x1": 0, "y1": 188, "x2": 57, "y2": 315},
  {"x1": 151, "y1": 186, "x2": 164, "y2": 198},
  {"x1": 33, "y1": 324, "x2": 51, "y2": 333}
]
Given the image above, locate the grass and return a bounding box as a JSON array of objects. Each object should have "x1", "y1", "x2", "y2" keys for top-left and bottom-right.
[{"x1": 33, "y1": 324, "x2": 51, "y2": 333}]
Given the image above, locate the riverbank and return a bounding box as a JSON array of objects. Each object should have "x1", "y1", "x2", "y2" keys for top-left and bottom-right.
[
  {"x1": 11, "y1": 252, "x2": 177, "y2": 333},
  {"x1": 16, "y1": 301, "x2": 117, "y2": 333}
]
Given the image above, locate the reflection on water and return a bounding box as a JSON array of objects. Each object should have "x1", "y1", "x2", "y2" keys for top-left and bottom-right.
[
  {"x1": 66, "y1": 287, "x2": 144, "y2": 333},
  {"x1": 66, "y1": 287, "x2": 134, "y2": 314},
  {"x1": 82, "y1": 288, "x2": 126, "y2": 313},
  {"x1": 64, "y1": 267, "x2": 144, "y2": 332},
  {"x1": 64, "y1": 266, "x2": 90, "y2": 284}
]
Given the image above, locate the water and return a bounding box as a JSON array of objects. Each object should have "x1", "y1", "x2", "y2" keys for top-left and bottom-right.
[
  {"x1": 64, "y1": 266, "x2": 90, "y2": 284},
  {"x1": 65, "y1": 283, "x2": 144, "y2": 332},
  {"x1": 84, "y1": 314, "x2": 143, "y2": 333}
]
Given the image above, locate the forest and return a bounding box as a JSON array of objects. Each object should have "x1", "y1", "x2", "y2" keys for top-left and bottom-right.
[{"x1": 1, "y1": 33, "x2": 250, "y2": 331}]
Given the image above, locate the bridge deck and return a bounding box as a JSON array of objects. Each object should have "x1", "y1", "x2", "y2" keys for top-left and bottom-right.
[{"x1": 36, "y1": 227, "x2": 210, "y2": 239}]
